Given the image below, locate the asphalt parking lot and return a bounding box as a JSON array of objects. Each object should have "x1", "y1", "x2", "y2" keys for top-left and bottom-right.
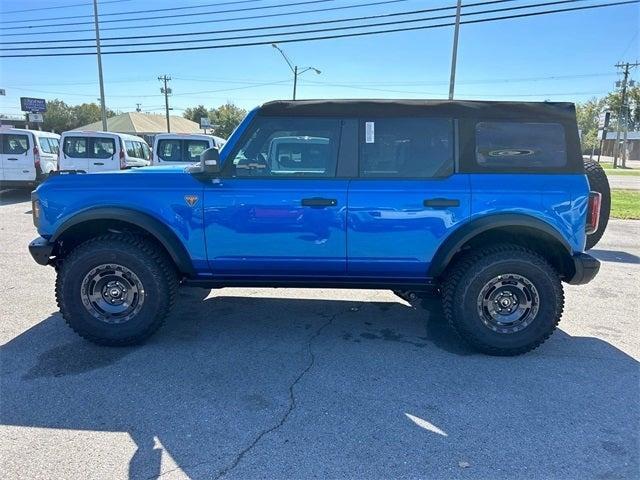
[{"x1": 0, "y1": 188, "x2": 638, "y2": 480}]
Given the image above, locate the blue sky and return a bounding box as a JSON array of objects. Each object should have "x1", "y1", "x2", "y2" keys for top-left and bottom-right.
[{"x1": 0, "y1": 0, "x2": 638, "y2": 117}]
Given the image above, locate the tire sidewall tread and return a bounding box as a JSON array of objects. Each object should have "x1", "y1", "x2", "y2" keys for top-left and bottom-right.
[
  {"x1": 442, "y1": 244, "x2": 564, "y2": 356},
  {"x1": 55, "y1": 234, "x2": 178, "y2": 346}
]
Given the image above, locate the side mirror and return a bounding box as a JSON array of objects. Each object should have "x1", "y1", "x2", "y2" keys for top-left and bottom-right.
[{"x1": 201, "y1": 147, "x2": 221, "y2": 174}]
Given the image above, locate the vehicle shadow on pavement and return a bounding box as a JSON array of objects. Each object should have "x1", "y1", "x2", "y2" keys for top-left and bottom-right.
[
  {"x1": 1, "y1": 287, "x2": 638, "y2": 479},
  {"x1": 0, "y1": 189, "x2": 32, "y2": 207}
]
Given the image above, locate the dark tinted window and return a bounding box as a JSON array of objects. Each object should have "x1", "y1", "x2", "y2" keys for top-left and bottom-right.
[
  {"x1": 228, "y1": 117, "x2": 340, "y2": 177},
  {"x1": 157, "y1": 139, "x2": 182, "y2": 162},
  {"x1": 185, "y1": 140, "x2": 209, "y2": 162},
  {"x1": 476, "y1": 122, "x2": 567, "y2": 168},
  {"x1": 3, "y1": 134, "x2": 29, "y2": 155},
  {"x1": 91, "y1": 137, "x2": 115, "y2": 159},
  {"x1": 359, "y1": 118, "x2": 454, "y2": 178},
  {"x1": 63, "y1": 137, "x2": 88, "y2": 158}
]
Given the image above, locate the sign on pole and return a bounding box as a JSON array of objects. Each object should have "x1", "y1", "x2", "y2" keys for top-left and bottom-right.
[
  {"x1": 20, "y1": 97, "x2": 47, "y2": 113},
  {"x1": 28, "y1": 113, "x2": 44, "y2": 123},
  {"x1": 597, "y1": 111, "x2": 611, "y2": 129},
  {"x1": 200, "y1": 117, "x2": 211, "y2": 129}
]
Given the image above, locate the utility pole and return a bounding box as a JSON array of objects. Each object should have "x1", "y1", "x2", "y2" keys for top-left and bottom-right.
[
  {"x1": 92, "y1": 0, "x2": 108, "y2": 131},
  {"x1": 271, "y1": 44, "x2": 321, "y2": 100},
  {"x1": 612, "y1": 62, "x2": 639, "y2": 168},
  {"x1": 158, "y1": 75, "x2": 172, "y2": 132},
  {"x1": 448, "y1": 0, "x2": 463, "y2": 100}
]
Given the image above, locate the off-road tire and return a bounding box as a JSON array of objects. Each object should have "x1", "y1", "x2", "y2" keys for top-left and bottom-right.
[
  {"x1": 584, "y1": 159, "x2": 611, "y2": 250},
  {"x1": 56, "y1": 234, "x2": 178, "y2": 346},
  {"x1": 442, "y1": 244, "x2": 564, "y2": 356}
]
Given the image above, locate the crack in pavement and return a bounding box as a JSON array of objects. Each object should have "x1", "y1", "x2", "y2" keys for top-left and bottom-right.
[
  {"x1": 212, "y1": 309, "x2": 341, "y2": 479},
  {"x1": 153, "y1": 308, "x2": 344, "y2": 480}
]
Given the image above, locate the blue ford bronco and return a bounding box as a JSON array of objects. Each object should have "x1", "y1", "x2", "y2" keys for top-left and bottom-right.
[{"x1": 29, "y1": 100, "x2": 605, "y2": 355}]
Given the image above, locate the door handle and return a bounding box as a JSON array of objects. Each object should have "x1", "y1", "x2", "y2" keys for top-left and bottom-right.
[
  {"x1": 424, "y1": 198, "x2": 460, "y2": 208},
  {"x1": 301, "y1": 197, "x2": 338, "y2": 208},
  {"x1": 93, "y1": 162, "x2": 105, "y2": 166},
  {"x1": 7, "y1": 158, "x2": 18, "y2": 161}
]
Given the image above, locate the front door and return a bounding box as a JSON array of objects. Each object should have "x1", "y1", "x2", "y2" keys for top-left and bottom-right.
[
  {"x1": 204, "y1": 116, "x2": 348, "y2": 277},
  {"x1": 347, "y1": 117, "x2": 471, "y2": 279}
]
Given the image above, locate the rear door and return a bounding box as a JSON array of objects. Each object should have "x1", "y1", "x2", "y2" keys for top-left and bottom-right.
[
  {"x1": 347, "y1": 117, "x2": 470, "y2": 279},
  {"x1": 89, "y1": 136, "x2": 118, "y2": 171},
  {"x1": 1, "y1": 132, "x2": 35, "y2": 182},
  {"x1": 61, "y1": 136, "x2": 90, "y2": 172}
]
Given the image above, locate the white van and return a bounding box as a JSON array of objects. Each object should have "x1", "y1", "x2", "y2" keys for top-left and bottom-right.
[
  {"x1": 152, "y1": 133, "x2": 226, "y2": 166},
  {"x1": 0, "y1": 127, "x2": 60, "y2": 188},
  {"x1": 59, "y1": 131, "x2": 150, "y2": 173}
]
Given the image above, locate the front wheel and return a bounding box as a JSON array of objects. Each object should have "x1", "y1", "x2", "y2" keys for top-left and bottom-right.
[
  {"x1": 442, "y1": 244, "x2": 564, "y2": 356},
  {"x1": 56, "y1": 234, "x2": 178, "y2": 346}
]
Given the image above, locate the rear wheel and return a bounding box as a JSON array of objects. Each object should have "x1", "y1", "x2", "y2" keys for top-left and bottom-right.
[
  {"x1": 442, "y1": 244, "x2": 564, "y2": 356},
  {"x1": 584, "y1": 159, "x2": 611, "y2": 250},
  {"x1": 56, "y1": 234, "x2": 178, "y2": 346}
]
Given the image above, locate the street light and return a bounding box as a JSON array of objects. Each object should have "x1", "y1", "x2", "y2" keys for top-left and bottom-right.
[{"x1": 272, "y1": 43, "x2": 321, "y2": 100}]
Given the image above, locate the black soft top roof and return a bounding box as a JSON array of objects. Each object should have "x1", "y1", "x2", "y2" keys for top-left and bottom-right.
[{"x1": 259, "y1": 99, "x2": 576, "y2": 121}]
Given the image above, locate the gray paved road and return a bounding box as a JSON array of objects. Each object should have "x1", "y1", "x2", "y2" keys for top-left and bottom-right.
[
  {"x1": 607, "y1": 175, "x2": 640, "y2": 190},
  {"x1": 0, "y1": 189, "x2": 638, "y2": 480}
]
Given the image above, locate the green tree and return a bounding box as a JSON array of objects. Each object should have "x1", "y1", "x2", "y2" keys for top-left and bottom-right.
[
  {"x1": 209, "y1": 103, "x2": 247, "y2": 138},
  {"x1": 605, "y1": 85, "x2": 640, "y2": 131},
  {"x1": 576, "y1": 97, "x2": 605, "y2": 153},
  {"x1": 183, "y1": 105, "x2": 209, "y2": 124},
  {"x1": 73, "y1": 103, "x2": 103, "y2": 128},
  {"x1": 42, "y1": 99, "x2": 75, "y2": 133}
]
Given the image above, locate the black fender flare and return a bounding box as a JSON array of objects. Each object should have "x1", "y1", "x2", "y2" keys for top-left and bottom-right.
[
  {"x1": 427, "y1": 213, "x2": 573, "y2": 278},
  {"x1": 52, "y1": 207, "x2": 195, "y2": 275}
]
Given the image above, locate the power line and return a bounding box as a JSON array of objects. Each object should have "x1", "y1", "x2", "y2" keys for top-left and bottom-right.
[
  {"x1": 0, "y1": 0, "x2": 410, "y2": 37},
  {"x1": 0, "y1": 0, "x2": 335, "y2": 30},
  {"x1": 1, "y1": 0, "x2": 132, "y2": 15},
  {"x1": 1, "y1": 0, "x2": 636, "y2": 58},
  {"x1": 0, "y1": 0, "x2": 520, "y2": 48},
  {"x1": 0, "y1": 0, "x2": 262, "y2": 24}
]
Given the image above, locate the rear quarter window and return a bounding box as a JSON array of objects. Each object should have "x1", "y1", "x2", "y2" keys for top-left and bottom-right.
[{"x1": 475, "y1": 122, "x2": 567, "y2": 169}]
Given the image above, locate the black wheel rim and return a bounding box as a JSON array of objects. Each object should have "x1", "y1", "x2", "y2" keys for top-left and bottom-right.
[
  {"x1": 80, "y1": 264, "x2": 145, "y2": 324},
  {"x1": 476, "y1": 273, "x2": 539, "y2": 334}
]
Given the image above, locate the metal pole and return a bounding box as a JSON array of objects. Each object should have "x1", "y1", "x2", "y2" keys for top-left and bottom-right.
[
  {"x1": 622, "y1": 105, "x2": 629, "y2": 167},
  {"x1": 293, "y1": 65, "x2": 298, "y2": 100},
  {"x1": 92, "y1": 0, "x2": 108, "y2": 131},
  {"x1": 159, "y1": 75, "x2": 171, "y2": 133},
  {"x1": 448, "y1": 0, "x2": 462, "y2": 100}
]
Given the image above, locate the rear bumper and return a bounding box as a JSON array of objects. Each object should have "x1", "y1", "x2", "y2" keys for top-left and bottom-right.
[
  {"x1": 566, "y1": 252, "x2": 600, "y2": 285},
  {"x1": 29, "y1": 236, "x2": 54, "y2": 266}
]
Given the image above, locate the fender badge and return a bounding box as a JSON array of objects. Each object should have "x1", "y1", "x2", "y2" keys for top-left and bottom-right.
[{"x1": 184, "y1": 195, "x2": 199, "y2": 207}]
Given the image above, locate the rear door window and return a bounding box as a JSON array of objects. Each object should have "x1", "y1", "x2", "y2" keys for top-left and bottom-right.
[
  {"x1": 359, "y1": 118, "x2": 454, "y2": 178},
  {"x1": 157, "y1": 139, "x2": 182, "y2": 162},
  {"x1": 3, "y1": 134, "x2": 29, "y2": 155},
  {"x1": 475, "y1": 122, "x2": 567, "y2": 169},
  {"x1": 90, "y1": 137, "x2": 116, "y2": 159},
  {"x1": 184, "y1": 140, "x2": 209, "y2": 162},
  {"x1": 63, "y1": 137, "x2": 88, "y2": 158}
]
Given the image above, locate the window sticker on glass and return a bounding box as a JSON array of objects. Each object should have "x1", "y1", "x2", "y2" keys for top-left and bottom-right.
[{"x1": 365, "y1": 121, "x2": 375, "y2": 143}]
